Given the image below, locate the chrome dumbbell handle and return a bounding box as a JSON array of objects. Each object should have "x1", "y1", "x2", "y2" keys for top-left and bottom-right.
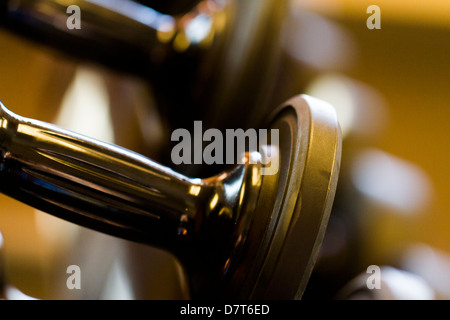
[
  {"x1": 0, "y1": 101, "x2": 254, "y2": 254},
  {"x1": 0, "y1": 0, "x2": 223, "y2": 76}
]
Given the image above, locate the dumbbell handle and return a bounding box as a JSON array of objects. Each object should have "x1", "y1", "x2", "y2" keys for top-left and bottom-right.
[{"x1": 0, "y1": 0, "x2": 217, "y2": 76}]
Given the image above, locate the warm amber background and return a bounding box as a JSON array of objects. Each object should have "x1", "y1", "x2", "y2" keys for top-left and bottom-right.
[{"x1": 305, "y1": 0, "x2": 450, "y2": 264}]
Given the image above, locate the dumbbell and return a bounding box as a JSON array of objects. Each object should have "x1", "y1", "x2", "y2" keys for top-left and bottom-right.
[{"x1": 0, "y1": 94, "x2": 340, "y2": 299}]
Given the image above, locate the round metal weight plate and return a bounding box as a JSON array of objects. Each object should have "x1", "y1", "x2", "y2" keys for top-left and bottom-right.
[{"x1": 227, "y1": 94, "x2": 342, "y2": 299}]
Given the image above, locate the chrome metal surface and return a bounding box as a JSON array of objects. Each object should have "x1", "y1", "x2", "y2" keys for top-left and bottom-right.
[
  {"x1": 0, "y1": 100, "x2": 254, "y2": 251},
  {"x1": 0, "y1": 94, "x2": 341, "y2": 299},
  {"x1": 223, "y1": 94, "x2": 342, "y2": 299},
  {"x1": 0, "y1": 0, "x2": 287, "y2": 132},
  {"x1": 0, "y1": 0, "x2": 225, "y2": 74},
  {"x1": 257, "y1": 95, "x2": 341, "y2": 299},
  {"x1": 0, "y1": 99, "x2": 262, "y2": 297}
]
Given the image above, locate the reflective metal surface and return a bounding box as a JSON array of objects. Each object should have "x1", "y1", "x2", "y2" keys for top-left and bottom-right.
[
  {"x1": 0, "y1": 99, "x2": 251, "y2": 249},
  {"x1": 0, "y1": 0, "x2": 287, "y2": 133},
  {"x1": 221, "y1": 95, "x2": 342, "y2": 299},
  {"x1": 0, "y1": 94, "x2": 341, "y2": 299}
]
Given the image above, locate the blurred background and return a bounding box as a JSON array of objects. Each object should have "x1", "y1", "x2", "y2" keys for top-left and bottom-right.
[{"x1": 0, "y1": 0, "x2": 448, "y2": 299}]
